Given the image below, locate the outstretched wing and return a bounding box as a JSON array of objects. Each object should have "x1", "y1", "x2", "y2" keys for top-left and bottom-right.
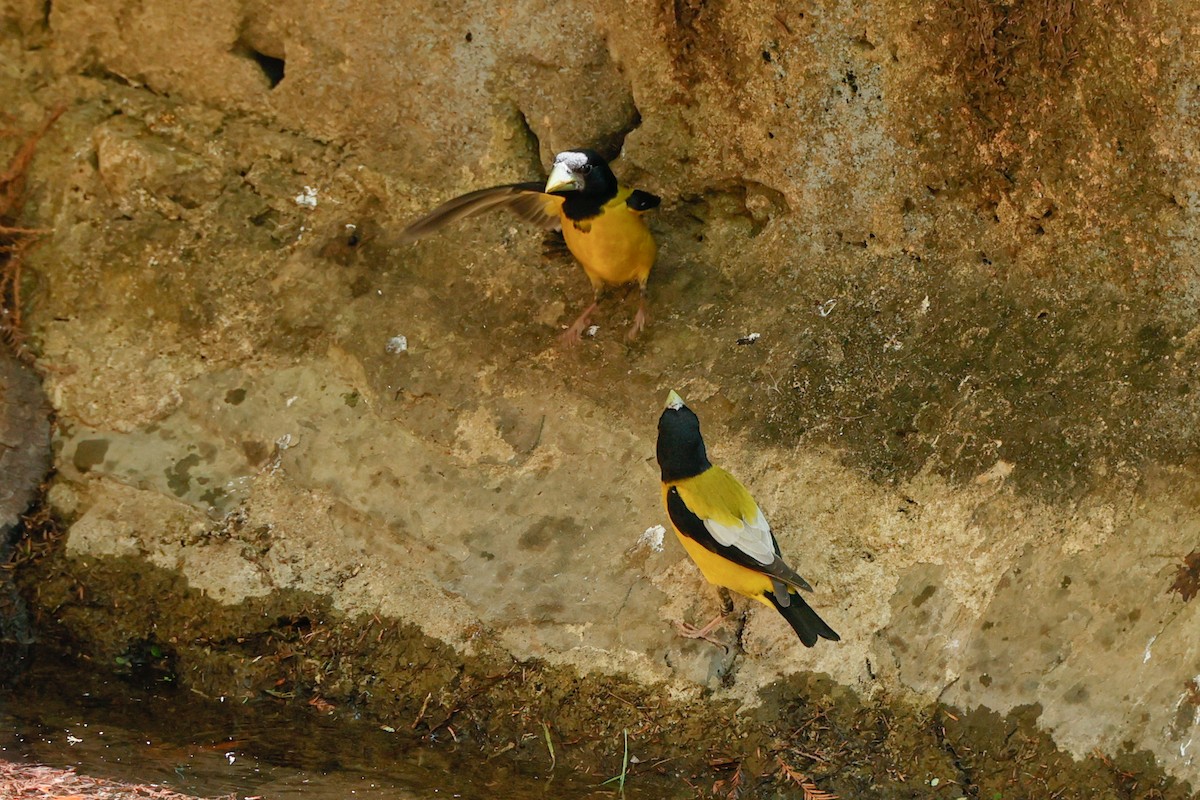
[
  {"x1": 667, "y1": 474, "x2": 814, "y2": 598},
  {"x1": 398, "y1": 181, "x2": 564, "y2": 241}
]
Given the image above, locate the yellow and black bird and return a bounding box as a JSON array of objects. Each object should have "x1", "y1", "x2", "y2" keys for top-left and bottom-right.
[
  {"x1": 400, "y1": 149, "x2": 660, "y2": 342},
  {"x1": 656, "y1": 390, "x2": 840, "y2": 647}
]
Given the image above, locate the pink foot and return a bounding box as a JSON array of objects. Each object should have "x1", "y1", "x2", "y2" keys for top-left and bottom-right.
[
  {"x1": 675, "y1": 613, "x2": 726, "y2": 647},
  {"x1": 626, "y1": 295, "x2": 648, "y2": 341},
  {"x1": 560, "y1": 300, "x2": 599, "y2": 347}
]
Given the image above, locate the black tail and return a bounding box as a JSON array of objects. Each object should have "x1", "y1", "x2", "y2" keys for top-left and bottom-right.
[{"x1": 767, "y1": 592, "x2": 840, "y2": 648}]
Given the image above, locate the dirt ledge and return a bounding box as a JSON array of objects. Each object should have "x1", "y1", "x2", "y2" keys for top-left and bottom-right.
[{"x1": 13, "y1": 535, "x2": 1196, "y2": 800}]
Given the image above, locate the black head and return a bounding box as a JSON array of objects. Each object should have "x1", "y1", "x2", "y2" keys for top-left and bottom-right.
[
  {"x1": 544, "y1": 149, "x2": 618, "y2": 202},
  {"x1": 656, "y1": 390, "x2": 712, "y2": 482}
]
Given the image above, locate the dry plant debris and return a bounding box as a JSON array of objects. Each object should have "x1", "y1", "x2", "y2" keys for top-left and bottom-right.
[
  {"x1": 1167, "y1": 548, "x2": 1200, "y2": 603},
  {"x1": 776, "y1": 755, "x2": 839, "y2": 799},
  {"x1": 0, "y1": 105, "x2": 63, "y2": 354},
  {"x1": 0, "y1": 761, "x2": 235, "y2": 800}
]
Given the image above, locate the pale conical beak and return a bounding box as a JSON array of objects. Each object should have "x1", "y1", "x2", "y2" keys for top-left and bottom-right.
[
  {"x1": 545, "y1": 161, "x2": 581, "y2": 193},
  {"x1": 665, "y1": 390, "x2": 684, "y2": 410}
]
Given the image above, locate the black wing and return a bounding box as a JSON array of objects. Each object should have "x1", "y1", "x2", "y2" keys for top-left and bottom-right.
[{"x1": 666, "y1": 486, "x2": 814, "y2": 596}]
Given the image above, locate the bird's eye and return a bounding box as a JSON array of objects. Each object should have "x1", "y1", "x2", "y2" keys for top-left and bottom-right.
[{"x1": 579, "y1": 164, "x2": 593, "y2": 174}]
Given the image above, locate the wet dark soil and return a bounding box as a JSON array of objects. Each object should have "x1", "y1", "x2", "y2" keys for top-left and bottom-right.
[
  {"x1": 10, "y1": 519, "x2": 1196, "y2": 800},
  {"x1": 2, "y1": 648, "x2": 664, "y2": 799}
]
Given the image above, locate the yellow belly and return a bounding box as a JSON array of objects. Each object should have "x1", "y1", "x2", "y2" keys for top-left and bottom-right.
[
  {"x1": 674, "y1": 530, "x2": 775, "y2": 608},
  {"x1": 560, "y1": 208, "x2": 656, "y2": 289}
]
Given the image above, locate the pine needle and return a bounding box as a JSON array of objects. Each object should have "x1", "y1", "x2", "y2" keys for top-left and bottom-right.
[{"x1": 776, "y1": 755, "x2": 838, "y2": 800}]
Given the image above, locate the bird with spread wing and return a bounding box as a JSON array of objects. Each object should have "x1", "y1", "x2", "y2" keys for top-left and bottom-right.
[{"x1": 400, "y1": 149, "x2": 660, "y2": 343}]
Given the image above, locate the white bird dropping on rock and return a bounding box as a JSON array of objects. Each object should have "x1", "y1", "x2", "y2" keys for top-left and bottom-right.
[
  {"x1": 294, "y1": 186, "x2": 318, "y2": 207},
  {"x1": 639, "y1": 524, "x2": 666, "y2": 552}
]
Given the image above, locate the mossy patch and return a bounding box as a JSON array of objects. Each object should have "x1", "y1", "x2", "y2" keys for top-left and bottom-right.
[{"x1": 724, "y1": 269, "x2": 1199, "y2": 502}]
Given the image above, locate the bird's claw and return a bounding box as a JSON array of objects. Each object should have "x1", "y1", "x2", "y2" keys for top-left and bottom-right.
[
  {"x1": 626, "y1": 309, "x2": 647, "y2": 340},
  {"x1": 559, "y1": 326, "x2": 585, "y2": 347},
  {"x1": 675, "y1": 615, "x2": 728, "y2": 649},
  {"x1": 559, "y1": 300, "x2": 599, "y2": 347},
  {"x1": 625, "y1": 297, "x2": 648, "y2": 341}
]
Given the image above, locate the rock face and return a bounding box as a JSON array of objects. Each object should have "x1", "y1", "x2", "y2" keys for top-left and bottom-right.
[
  {"x1": 0, "y1": 350, "x2": 51, "y2": 674},
  {"x1": 2, "y1": 0, "x2": 1200, "y2": 789},
  {"x1": 0, "y1": 352, "x2": 49, "y2": 561}
]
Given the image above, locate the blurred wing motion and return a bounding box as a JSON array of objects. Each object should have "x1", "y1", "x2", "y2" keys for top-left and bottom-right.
[{"x1": 398, "y1": 182, "x2": 563, "y2": 241}]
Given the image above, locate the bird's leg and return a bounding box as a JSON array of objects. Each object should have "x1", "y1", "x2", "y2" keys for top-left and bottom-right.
[
  {"x1": 560, "y1": 289, "x2": 601, "y2": 346},
  {"x1": 717, "y1": 586, "x2": 734, "y2": 614},
  {"x1": 626, "y1": 285, "x2": 649, "y2": 340},
  {"x1": 675, "y1": 588, "x2": 734, "y2": 646}
]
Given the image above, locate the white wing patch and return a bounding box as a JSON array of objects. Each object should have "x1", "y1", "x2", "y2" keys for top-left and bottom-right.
[{"x1": 704, "y1": 505, "x2": 776, "y2": 565}]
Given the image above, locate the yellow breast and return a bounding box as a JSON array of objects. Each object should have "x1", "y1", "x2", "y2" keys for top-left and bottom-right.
[
  {"x1": 559, "y1": 195, "x2": 656, "y2": 289},
  {"x1": 673, "y1": 531, "x2": 777, "y2": 607}
]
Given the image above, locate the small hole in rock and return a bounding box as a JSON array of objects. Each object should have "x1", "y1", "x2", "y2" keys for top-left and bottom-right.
[
  {"x1": 254, "y1": 51, "x2": 286, "y2": 88},
  {"x1": 237, "y1": 42, "x2": 285, "y2": 89}
]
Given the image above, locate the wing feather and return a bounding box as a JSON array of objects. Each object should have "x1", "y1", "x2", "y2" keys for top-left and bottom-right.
[
  {"x1": 704, "y1": 504, "x2": 776, "y2": 565},
  {"x1": 666, "y1": 484, "x2": 814, "y2": 594},
  {"x1": 399, "y1": 182, "x2": 563, "y2": 241}
]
